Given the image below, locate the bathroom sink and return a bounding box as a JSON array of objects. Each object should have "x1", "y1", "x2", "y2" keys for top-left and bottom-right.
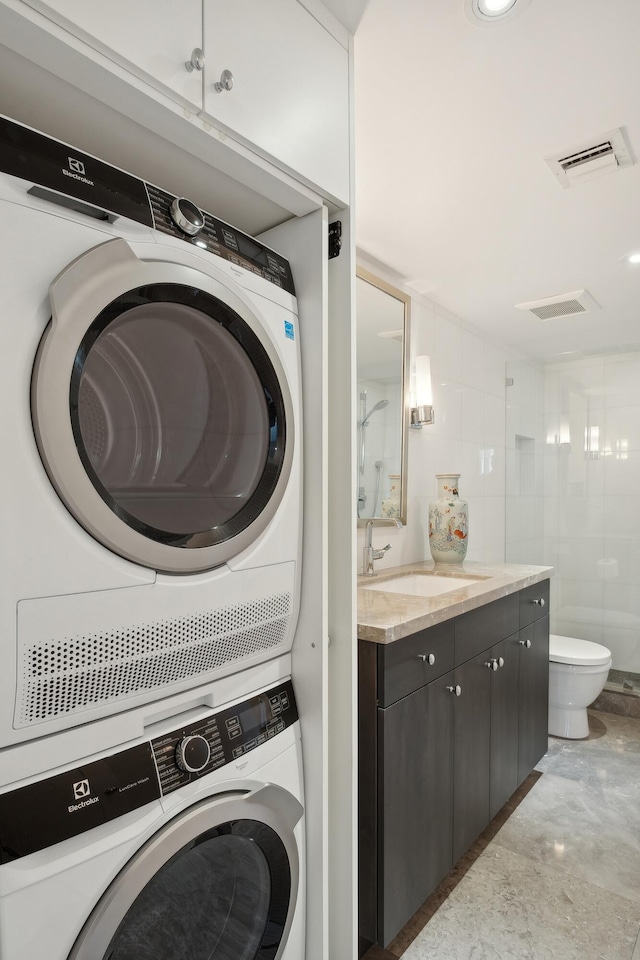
[{"x1": 363, "y1": 573, "x2": 483, "y2": 598}]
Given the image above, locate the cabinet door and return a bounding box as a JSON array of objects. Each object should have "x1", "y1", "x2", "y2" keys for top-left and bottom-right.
[
  {"x1": 202, "y1": 0, "x2": 350, "y2": 202},
  {"x1": 489, "y1": 634, "x2": 519, "y2": 820},
  {"x1": 22, "y1": 0, "x2": 203, "y2": 106},
  {"x1": 378, "y1": 672, "x2": 454, "y2": 946},
  {"x1": 517, "y1": 616, "x2": 550, "y2": 784},
  {"x1": 452, "y1": 653, "x2": 491, "y2": 864}
]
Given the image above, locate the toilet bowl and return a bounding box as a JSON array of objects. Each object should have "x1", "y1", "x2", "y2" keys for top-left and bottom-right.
[{"x1": 548, "y1": 634, "x2": 612, "y2": 739}]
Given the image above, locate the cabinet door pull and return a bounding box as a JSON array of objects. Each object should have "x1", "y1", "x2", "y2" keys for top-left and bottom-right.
[
  {"x1": 485, "y1": 659, "x2": 499, "y2": 671},
  {"x1": 498, "y1": 656, "x2": 505, "y2": 667},
  {"x1": 418, "y1": 653, "x2": 436, "y2": 665},
  {"x1": 446, "y1": 684, "x2": 462, "y2": 696},
  {"x1": 519, "y1": 638, "x2": 532, "y2": 648},
  {"x1": 214, "y1": 69, "x2": 234, "y2": 92},
  {"x1": 532, "y1": 597, "x2": 545, "y2": 607},
  {"x1": 185, "y1": 48, "x2": 205, "y2": 72}
]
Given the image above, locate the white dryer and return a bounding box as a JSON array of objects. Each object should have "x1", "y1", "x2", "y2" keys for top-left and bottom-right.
[
  {"x1": 0, "y1": 676, "x2": 305, "y2": 960},
  {"x1": 0, "y1": 116, "x2": 302, "y2": 748}
]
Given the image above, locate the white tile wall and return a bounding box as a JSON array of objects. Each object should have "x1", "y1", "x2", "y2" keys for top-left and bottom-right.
[
  {"x1": 357, "y1": 287, "x2": 510, "y2": 575},
  {"x1": 505, "y1": 358, "x2": 545, "y2": 571}
]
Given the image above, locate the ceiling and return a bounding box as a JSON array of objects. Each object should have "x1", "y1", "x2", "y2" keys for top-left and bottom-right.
[{"x1": 353, "y1": 0, "x2": 640, "y2": 362}]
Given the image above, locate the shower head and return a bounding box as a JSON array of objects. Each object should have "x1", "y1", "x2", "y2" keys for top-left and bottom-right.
[{"x1": 358, "y1": 398, "x2": 389, "y2": 427}]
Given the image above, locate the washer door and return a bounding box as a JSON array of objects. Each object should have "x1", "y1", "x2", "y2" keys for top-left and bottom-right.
[
  {"x1": 32, "y1": 239, "x2": 295, "y2": 573},
  {"x1": 69, "y1": 785, "x2": 303, "y2": 960}
]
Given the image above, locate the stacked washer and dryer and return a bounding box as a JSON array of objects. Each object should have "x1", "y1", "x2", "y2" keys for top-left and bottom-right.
[{"x1": 0, "y1": 115, "x2": 305, "y2": 959}]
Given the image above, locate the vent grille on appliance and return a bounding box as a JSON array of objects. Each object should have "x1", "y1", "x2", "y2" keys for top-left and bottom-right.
[
  {"x1": 544, "y1": 127, "x2": 634, "y2": 188},
  {"x1": 515, "y1": 289, "x2": 599, "y2": 321},
  {"x1": 16, "y1": 593, "x2": 292, "y2": 726}
]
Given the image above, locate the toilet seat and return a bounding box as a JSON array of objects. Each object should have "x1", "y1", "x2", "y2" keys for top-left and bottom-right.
[{"x1": 549, "y1": 634, "x2": 611, "y2": 666}]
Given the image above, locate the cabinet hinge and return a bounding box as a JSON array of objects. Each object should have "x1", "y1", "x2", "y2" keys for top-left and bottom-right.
[{"x1": 328, "y1": 220, "x2": 342, "y2": 259}]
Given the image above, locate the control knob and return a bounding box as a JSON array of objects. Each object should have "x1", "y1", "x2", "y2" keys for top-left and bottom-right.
[
  {"x1": 169, "y1": 197, "x2": 205, "y2": 237},
  {"x1": 176, "y1": 735, "x2": 211, "y2": 774}
]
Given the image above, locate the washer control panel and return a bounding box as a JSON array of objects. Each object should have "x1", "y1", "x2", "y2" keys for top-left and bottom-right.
[
  {"x1": 150, "y1": 679, "x2": 297, "y2": 796},
  {"x1": 0, "y1": 681, "x2": 297, "y2": 862}
]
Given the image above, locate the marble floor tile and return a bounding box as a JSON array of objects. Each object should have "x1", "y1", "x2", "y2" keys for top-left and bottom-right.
[
  {"x1": 493, "y1": 771, "x2": 640, "y2": 902},
  {"x1": 401, "y1": 846, "x2": 640, "y2": 960},
  {"x1": 535, "y1": 712, "x2": 640, "y2": 795},
  {"x1": 633, "y1": 932, "x2": 640, "y2": 960}
]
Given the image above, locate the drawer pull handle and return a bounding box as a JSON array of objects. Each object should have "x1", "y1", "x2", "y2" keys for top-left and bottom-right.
[
  {"x1": 418, "y1": 653, "x2": 436, "y2": 665},
  {"x1": 519, "y1": 638, "x2": 532, "y2": 649},
  {"x1": 532, "y1": 598, "x2": 546, "y2": 607},
  {"x1": 485, "y1": 657, "x2": 506, "y2": 671},
  {"x1": 447, "y1": 684, "x2": 462, "y2": 697}
]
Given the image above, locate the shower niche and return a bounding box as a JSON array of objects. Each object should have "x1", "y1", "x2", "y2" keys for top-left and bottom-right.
[{"x1": 356, "y1": 268, "x2": 410, "y2": 524}]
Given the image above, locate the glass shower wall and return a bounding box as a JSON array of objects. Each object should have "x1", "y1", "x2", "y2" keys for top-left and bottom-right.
[{"x1": 544, "y1": 352, "x2": 640, "y2": 680}]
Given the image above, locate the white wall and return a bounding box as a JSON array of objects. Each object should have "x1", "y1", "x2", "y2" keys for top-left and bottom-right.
[
  {"x1": 544, "y1": 352, "x2": 640, "y2": 675},
  {"x1": 356, "y1": 263, "x2": 510, "y2": 573}
]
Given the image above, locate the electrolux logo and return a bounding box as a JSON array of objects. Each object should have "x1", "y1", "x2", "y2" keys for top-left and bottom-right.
[
  {"x1": 73, "y1": 779, "x2": 90, "y2": 800},
  {"x1": 68, "y1": 778, "x2": 99, "y2": 813},
  {"x1": 62, "y1": 156, "x2": 94, "y2": 186}
]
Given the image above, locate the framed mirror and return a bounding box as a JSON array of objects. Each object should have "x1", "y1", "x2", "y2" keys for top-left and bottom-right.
[{"x1": 356, "y1": 267, "x2": 410, "y2": 525}]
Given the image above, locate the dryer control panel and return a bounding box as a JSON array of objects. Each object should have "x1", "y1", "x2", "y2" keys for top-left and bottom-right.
[
  {"x1": 0, "y1": 681, "x2": 298, "y2": 862},
  {"x1": 0, "y1": 114, "x2": 295, "y2": 295}
]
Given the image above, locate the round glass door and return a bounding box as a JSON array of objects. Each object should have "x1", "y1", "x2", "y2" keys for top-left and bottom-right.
[
  {"x1": 33, "y1": 240, "x2": 296, "y2": 573},
  {"x1": 71, "y1": 284, "x2": 286, "y2": 551},
  {"x1": 102, "y1": 819, "x2": 290, "y2": 960}
]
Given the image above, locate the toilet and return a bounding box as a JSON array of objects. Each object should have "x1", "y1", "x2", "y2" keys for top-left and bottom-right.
[{"x1": 548, "y1": 634, "x2": 612, "y2": 739}]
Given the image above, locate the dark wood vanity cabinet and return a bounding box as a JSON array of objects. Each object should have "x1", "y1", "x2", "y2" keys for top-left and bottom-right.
[
  {"x1": 377, "y1": 668, "x2": 454, "y2": 942},
  {"x1": 358, "y1": 580, "x2": 550, "y2": 952}
]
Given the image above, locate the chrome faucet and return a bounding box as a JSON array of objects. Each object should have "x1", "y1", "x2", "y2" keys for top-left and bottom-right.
[{"x1": 363, "y1": 518, "x2": 402, "y2": 576}]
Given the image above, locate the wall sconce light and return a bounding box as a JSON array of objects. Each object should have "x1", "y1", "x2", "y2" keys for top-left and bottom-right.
[{"x1": 411, "y1": 355, "x2": 435, "y2": 428}]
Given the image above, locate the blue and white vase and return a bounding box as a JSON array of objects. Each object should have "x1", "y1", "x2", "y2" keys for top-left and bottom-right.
[{"x1": 428, "y1": 473, "x2": 469, "y2": 564}]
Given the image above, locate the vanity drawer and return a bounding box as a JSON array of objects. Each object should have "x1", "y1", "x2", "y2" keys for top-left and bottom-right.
[
  {"x1": 377, "y1": 621, "x2": 454, "y2": 707},
  {"x1": 519, "y1": 579, "x2": 550, "y2": 628},
  {"x1": 455, "y1": 594, "x2": 519, "y2": 665}
]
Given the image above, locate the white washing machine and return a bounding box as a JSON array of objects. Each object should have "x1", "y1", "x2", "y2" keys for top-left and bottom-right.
[
  {"x1": 0, "y1": 673, "x2": 305, "y2": 960},
  {"x1": 0, "y1": 116, "x2": 302, "y2": 748}
]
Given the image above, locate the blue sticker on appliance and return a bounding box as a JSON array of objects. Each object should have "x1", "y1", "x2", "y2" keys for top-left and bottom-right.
[{"x1": 284, "y1": 321, "x2": 295, "y2": 340}]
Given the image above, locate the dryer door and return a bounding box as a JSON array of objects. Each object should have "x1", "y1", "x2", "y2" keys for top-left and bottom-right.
[
  {"x1": 68, "y1": 784, "x2": 303, "y2": 960},
  {"x1": 32, "y1": 239, "x2": 295, "y2": 573}
]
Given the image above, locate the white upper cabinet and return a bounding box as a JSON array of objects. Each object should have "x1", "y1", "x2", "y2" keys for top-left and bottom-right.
[
  {"x1": 22, "y1": 0, "x2": 204, "y2": 107},
  {"x1": 14, "y1": 0, "x2": 350, "y2": 202},
  {"x1": 202, "y1": 0, "x2": 350, "y2": 203}
]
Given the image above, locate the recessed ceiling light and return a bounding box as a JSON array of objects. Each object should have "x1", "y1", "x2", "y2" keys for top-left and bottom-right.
[
  {"x1": 480, "y1": 0, "x2": 516, "y2": 12},
  {"x1": 626, "y1": 252, "x2": 640, "y2": 264},
  {"x1": 465, "y1": 0, "x2": 531, "y2": 26}
]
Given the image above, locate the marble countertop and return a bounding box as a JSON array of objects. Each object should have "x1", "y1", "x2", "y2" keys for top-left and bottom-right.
[{"x1": 358, "y1": 560, "x2": 553, "y2": 644}]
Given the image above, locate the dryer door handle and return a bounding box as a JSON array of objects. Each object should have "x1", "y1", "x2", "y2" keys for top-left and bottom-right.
[{"x1": 246, "y1": 783, "x2": 304, "y2": 829}]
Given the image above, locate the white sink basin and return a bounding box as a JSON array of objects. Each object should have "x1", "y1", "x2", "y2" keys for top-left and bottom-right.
[{"x1": 364, "y1": 574, "x2": 482, "y2": 598}]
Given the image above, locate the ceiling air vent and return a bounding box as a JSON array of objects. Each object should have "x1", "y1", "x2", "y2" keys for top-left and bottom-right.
[
  {"x1": 515, "y1": 290, "x2": 599, "y2": 321},
  {"x1": 545, "y1": 128, "x2": 634, "y2": 188}
]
